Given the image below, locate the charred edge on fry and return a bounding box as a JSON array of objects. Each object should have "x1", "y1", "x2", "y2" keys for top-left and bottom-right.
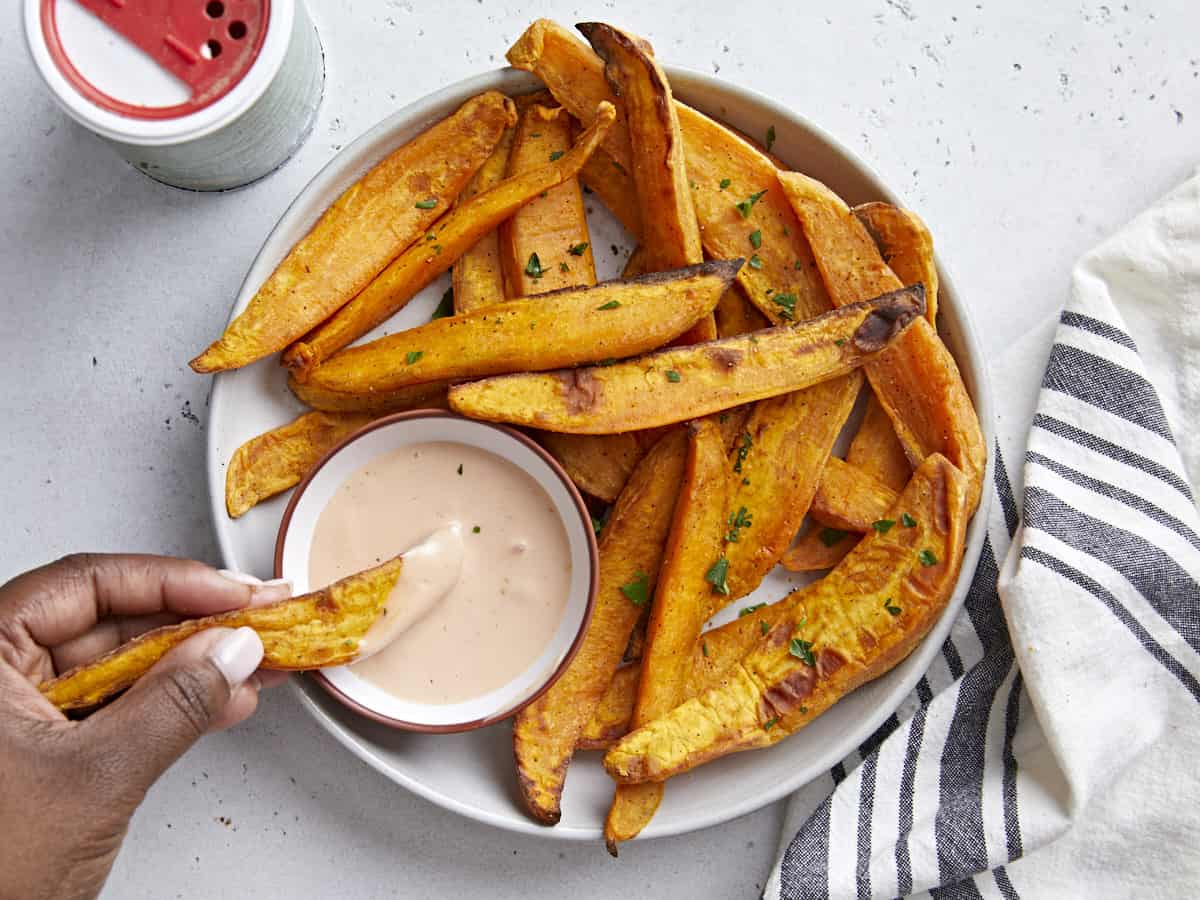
[{"x1": 851, "y1": 285, "x2": 925, "y2": 353}]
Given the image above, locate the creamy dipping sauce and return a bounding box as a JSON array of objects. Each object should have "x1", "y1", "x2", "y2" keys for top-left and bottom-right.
[{"x1": 309, "y1": 441, "x2": 572, "y2": 705}]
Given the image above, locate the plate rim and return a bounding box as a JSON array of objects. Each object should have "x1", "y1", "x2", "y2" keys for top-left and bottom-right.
[{"x1": 206, "y1": 64, "x2": 995, "y2": 842}]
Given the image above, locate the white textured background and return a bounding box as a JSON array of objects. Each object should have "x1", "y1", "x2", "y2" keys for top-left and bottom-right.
[{"x1": 0, "y1": 1, "x2": 1195, "y2": 897}]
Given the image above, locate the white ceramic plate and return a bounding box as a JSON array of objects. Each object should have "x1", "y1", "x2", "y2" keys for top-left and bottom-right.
[{"x1": 207, "y1": 66, "x2": 994, "y2": 841}]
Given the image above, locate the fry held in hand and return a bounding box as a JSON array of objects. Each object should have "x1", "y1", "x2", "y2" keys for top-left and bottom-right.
[
  {"x1": 513, "y1": 429, "x2": 687, "y2": 826},
  {"x1": 284, "y1": 103, "x2": 617, "y2": 375},
  {"x1": 191, "y1": 92, "x2": 516, "y2": 373},
  {"x1": 450, "y1": 285, "x2": 925, "y2": 434},
  {"x1": 299, "y1": 260, "x2": 737, "y2": 408},
  {"x1": 41, "y1": 558, "x2": 404, "y2": 711},
  {"x1": 604, "y1": 453, "x2": 970, "y2": 783}
]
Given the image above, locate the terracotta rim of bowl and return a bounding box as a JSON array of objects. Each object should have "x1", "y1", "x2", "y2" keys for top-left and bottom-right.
[{"x1": 273, "y1": 408, "x2": 601, "y2": 734}]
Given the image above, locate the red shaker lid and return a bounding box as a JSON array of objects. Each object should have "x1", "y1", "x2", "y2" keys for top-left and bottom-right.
[{"x1": 39, "y1": 0, "x2": 270, "y2": 120}]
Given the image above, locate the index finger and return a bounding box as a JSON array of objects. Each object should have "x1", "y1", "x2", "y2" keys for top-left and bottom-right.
[{"x1": 0, "y1": 554, "x2": 258, "y2": 649}]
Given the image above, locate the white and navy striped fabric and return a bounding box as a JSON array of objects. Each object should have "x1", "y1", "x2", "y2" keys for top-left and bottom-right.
[{"x1": 767, "y1": 175, "x2": 1200, "y2": 898}]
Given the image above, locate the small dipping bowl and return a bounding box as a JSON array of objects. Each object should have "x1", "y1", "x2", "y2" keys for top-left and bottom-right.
[{"x1": 274, "y1": 410, "x2": 599, "y2": 732}]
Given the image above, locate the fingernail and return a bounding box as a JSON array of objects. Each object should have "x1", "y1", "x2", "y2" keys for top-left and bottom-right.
[
  {"x1": 252, "y1": 578, "x2": 293, "y2": 604},
  {"x1": 208, "y1": 627, "x2": 264, "y2": 689},
  {"x1": 218, "y1": 569, "x2": 264, "y2": 587}
]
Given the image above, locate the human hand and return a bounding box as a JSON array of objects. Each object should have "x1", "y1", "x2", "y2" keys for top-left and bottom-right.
[{"x1": 0, "y1": 554, "x2": 291, "y2": 900}]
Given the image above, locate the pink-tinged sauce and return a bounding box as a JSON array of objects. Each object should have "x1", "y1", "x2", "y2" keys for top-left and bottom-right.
[{"x1": 309, "y1": 441, "x2": 572, "y2": 705}]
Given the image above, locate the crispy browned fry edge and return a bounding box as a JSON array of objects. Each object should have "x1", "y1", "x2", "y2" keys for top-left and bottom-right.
[
  {"x1": 853, "y1": 202, "x2": 938, "y2": 325},
  {"x1": 191, "y1": 93, "x2": 515, "y2": 373},
  {"x1": 604, "y1": 453, "x2": 969, "y2": 782},
  {"x1": 225, "y1": 411, "x2": 374, "y2": 518},
  {"x1": 41, "y1": 558, "x2": 404, "y2": 711},
  {"x1": 303, "y1": 260, "x2": 737, "y2": 399},
  {"x1": 809, "y1": 456, "x2": 900, "y2": 533},
  {"x1": 847, "y1": 394, "x2": 913, "y2": 491},
  {"x1": 500, "y1": 105, "x2": 598, "y2": 297},
  {"x1": 780, "y1": 529, "x2": 859, "y2": 572},
  {"x1": 452, "y1": 126, "x2": 515, "y2": 314},
  {"x1": 580, "y1": 23, "x2": 713, "y2": 346},
  {"x1": 283, "y1": 103, "x2": 616, "y2": 376},
  {"x1": 606, "y1": 418, "x2": 726, "y2": 852},
  {"x1": 288, "y1": 377, "x2": 449, "y2": 416},
  {"x1": 512, "y1": 430, "x2": 687, "y2": 825},
  {"x1": 541, "y1": 432, "x2": 645, "y2": 503},
  {"x1": 781, "y1": 172, "x2": 986, "y2": 509},
  {"x1": 578, "y1": 664, "x2": 640, "y2": 749},
  {"x1": 449, "y1": 285, "x2": 923, "y2": 434},
  {"x1": 508, "y1": 21, "x2": 830, "y2": 324},
  {"x1": 724, "y1": 372, "x2": 863, "y2": 599}
]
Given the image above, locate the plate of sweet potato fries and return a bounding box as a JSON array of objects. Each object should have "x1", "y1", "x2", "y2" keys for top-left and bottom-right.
[{"x1": 201, "y1": 20, "x2": 993, "y2": 846}]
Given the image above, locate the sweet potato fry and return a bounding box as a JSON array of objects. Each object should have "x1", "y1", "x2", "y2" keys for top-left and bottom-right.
[
  {"x1": 541, "y1": 432, "x2": 645, "y2": 502},
  {"x1": 507, "y1": 21, "x2": 830, "y2": 324},
  {"x1": 452, "y1": 127, "x2": 515, "y2": 314},
  {"x1": 449, "y1": 286, "x2": 924, "y2": 434},
  {"x1": 301, "y1": 260, "x2": 736, "y2": 404},
  {"x1": 847, "y1": 394, "x2": 912, "y2": 491},
  {"x1": 606, "y1": 418, "x2": 727, "y2": 852},
  {"x1": 579, "y1": 150, "x2": 641, "y2": 236},
  {"x1": 225, "y1": 411, "x2": 373, "y2": 518},
  {"x1": 724, "y1": 372, "x2": 863, "y2": 599},
  {"x1": 780, "y1": 172, "x2": 986, "y2": 508},
  {"x1": 500, "y1": 105, "x2": 597, "y2": 297},
  {"x1": 190, "y1": 92, "x2": 515, "y2": 373},
  {"x1": 604, "y1": 453, "x2": 970, "y2": 783},
  {"x1": 513, "y1": 429, "x2": 687, "y2": 826},
  {"x1": 580, "y1": 23, "x2": 713, "y2": 345},
  {"x1": 780, "y1": 529, "x2": 858, "y2": 572},
  {"x1": 715, "y1": 283, "x2": 769, "y2": 338},
  {"x1": 853, "y1": 202, "x2": 938, "y2": 325},
  {"x1": 809, "y1": 456, "x2": 900, "y2": 533},
  {"x1": 41, "y1": 558, "x2": 404, "y2": 711},
  {"x1": 578, "y1": 664, "x2": 640, "y2": 749},
  {"x1": 288, "y1": 378, "x2": 449, "y2": 416},
  {"x1": 283, "y1": 104, "x2": 616, "y2": 375}
]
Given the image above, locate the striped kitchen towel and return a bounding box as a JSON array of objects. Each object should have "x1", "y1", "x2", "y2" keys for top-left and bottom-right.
[{"x1": 767, "y1": 170, "x2": 1200, "y2": 899}]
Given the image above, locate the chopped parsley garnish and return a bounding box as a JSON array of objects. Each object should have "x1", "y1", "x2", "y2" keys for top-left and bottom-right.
[
  {"x1": 789, "y1": 638, "x2": 816, "y2": 666},
  {"x1": 771, "y1": 293, "x2": 797, "y2": 321},
  {"x1": 735, "y1": 189, "x2": 767, "y2": 218},
  {"x1": 414, "y1": 198, "x2": 438, "y2": 209},
  {"x1": 719, "y1": 178, "x2": 732, "y2": 190},
  {"x1": 620, "y1": 572, "x2": 650, "y2": 606},
  {"x1": 705, "y1": 557, "x2": 730, "y2": 595},
  {"x1": 559, "y1": 261, "x2": 569, "y2": 273},
  {"x1": 747, "y1": 254, "x2": 763, "y2": 270},
  {"x1": 834, "y1": 338, "x2": 846, "y2": 346},
  {"x1": 405, "y1": 350, "x2": 423, "y2": 365},
  {"x1": 549, "y1": 150, "x2": 565, "y2": 161},
  {"x1": 794, "y1": 260, "x2": 804, "y2": 270},
  {"x1": 739, "y1": 602, "x2": 766, "y2": 617},
  {"x1": 426, "y1": 232, "x2": 437, "y2": 241},
  {"x1": 596, "y1": 300, "x2": 621, "y2": 310},
  {"x1": 612, "y1": 159, "x2": 627, "y2": 174},
  {"x1": 568, "y1": 242, "x2": 589, "y2": 256},
  {"x1": 665, "y1": 370, "x2": 682, "y2": 383},
  {"x1": 742, "y1": 477, "x2": 751, "y2": 485},
  {"x1": 818, "y1": 527, "x2": 848, "y2": 547},
  {"x1": 919, "y1": 549, "x2": 939, "y2": 567},
  {"x1": 702, "y1": 641, "x2": 709, "y2": 658},
  {"x1": 726, "y1": 506, "x2": 753, "y2": 542},
  {"x1": 761, "y1": 620, "x2": 770, "y2": 635},
  {"x1": 733, "y1": 431, "x2": 753, "y2": 473},
  {"x1": 872, "y1": 519, "x2": 896, "y2": 534},
  {"x1": 766, "y1": 125, "x2": 777, "y2": 152},
  {"x1": 763, "y1": 716, "x2": 779, "y2": 730},
  {"x1": 472, "y1": 525, "x2": 481, "y2": 534},
  {"x1": 689, "y1": 178, "x2": 698, "y2": 189},
  {"x1": 524, "y1": 252, "x2": 544, "y2": 279},
  {"x1": 885, "y1": 599, "x2": 902, "y2": 616},
  {"x1": 432, "y1": 288, "x2": 455, "y2": 319},
  {"x1": 749, "y1": 229, "x2": 762, "y2": 249},
  {"x1": 591, "y1": 514, "x2": 604, "y2": 536},
  {"x1": 901, "y1": 512, "x2": 917, "y2": 528}
]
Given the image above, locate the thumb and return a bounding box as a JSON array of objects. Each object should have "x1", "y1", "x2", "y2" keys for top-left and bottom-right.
[{"x1": 84, "y1": 626, "x2": 264, "y2": 799}]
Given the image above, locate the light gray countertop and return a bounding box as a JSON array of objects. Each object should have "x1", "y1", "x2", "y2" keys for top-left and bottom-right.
[{"x1": 1, "y1": 1, "x2": 1194, "y2": 897}]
